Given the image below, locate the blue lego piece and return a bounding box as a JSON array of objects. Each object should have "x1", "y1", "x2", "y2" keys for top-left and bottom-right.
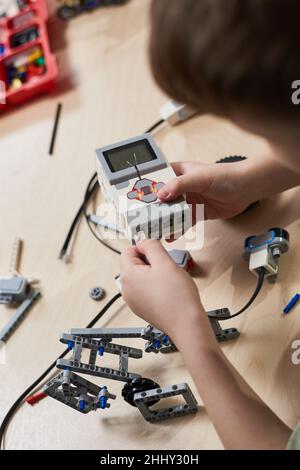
[
  {"x1": 246, "y1": 230, "x2": 275, "y2": 252},
  {"x1": 100, "y1": 386, "x2": 107, "y2": 409},
  {"x1": 162, "y1": 335, "x2": 170, "y2": 345},
  {"x1": 79, "y1": 399, "x2": 86, "y2": 411},
  {"x1": 283, "y1": 294, "x2": 300, "y2": 314},
  {"x1": 0, "y1": 44, "x2": 5, "y2": 55},
  {"x1": 19, "y1": 72, "x2": 27, "y2": 82},
  {"x1": 67, "y1": 340, "x2": 74, "y2": 350},
  {"x1": 153, "y1": 339, "x2": 161, "y2": 350},
  {"x1": 98, "y1": 346, "x2": 105, "y2": 356}
]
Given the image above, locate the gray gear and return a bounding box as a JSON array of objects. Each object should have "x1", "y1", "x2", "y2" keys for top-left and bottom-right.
[{"x1": 89, "y1": 287, "x2": 105, "y2": 301}]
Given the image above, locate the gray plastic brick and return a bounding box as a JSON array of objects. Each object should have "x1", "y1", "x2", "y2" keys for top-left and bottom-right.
[
  {"x1": 44, "y1": 371, "x2": 116, "y2": 414},
  {"x1": 134, "y1": 383, "x2": 198, "y2": 423},
  {"x1": 0, "y1": 288, "x2": 41, "y2": 342},
  {"x1": 56, "y1": 358, "x2": 141, "y2": 383}
]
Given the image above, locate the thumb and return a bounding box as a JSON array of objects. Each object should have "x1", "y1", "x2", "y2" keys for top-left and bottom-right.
[
  {"x1": 136, "y1": 239, "x2": 174, "y2": 267},
  {"x1": 157, "y1": 173, "x2": 203, "y2": 201}
]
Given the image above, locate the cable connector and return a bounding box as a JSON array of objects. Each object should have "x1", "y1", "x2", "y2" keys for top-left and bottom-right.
[{"x1": 159, "y1": 100, "x2": 197, "y2": 126}]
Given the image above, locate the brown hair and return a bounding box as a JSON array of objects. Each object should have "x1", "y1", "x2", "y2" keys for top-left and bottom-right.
[{"x1": 149, "y1": 0, "x2": 300, "y2": 120}]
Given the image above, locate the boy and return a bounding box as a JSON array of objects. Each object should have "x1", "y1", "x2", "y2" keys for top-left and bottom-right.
[{"x1": 120, "y1": 0, "x2": 300, "y2": 449}]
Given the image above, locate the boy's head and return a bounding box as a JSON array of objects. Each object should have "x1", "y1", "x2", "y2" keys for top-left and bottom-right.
[{"x1": 149, "y1": 0, "x2": 299, "y2": 151}]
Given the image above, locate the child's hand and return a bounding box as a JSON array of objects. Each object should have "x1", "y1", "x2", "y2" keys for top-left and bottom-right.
[
  {"x1": 120, "y1": 239, "x2": 205, "y2": 337},
  {"x1": 157, "y1": 161, "x2": 256, "y2": 220}
]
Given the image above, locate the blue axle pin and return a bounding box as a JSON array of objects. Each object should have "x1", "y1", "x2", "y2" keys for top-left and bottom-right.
[{"x1": 283, "y1": 294, "x2": 300, "y2": 314}]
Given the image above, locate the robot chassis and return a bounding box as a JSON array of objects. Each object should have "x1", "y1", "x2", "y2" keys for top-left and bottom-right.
[
  {"x1": 44, "y1": 325, "x2": 198, "y2": 423},
  {"x1": 43, "y1": 310, "x2": 253, "y2": 422},
  {"x1": 44, "y1": 227, "x2": 289, "y2": 423}
]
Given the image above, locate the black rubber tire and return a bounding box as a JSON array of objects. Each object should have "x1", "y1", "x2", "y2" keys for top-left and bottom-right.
[{"x1": 122, "y1": 378, "x2": 161, "y2": 408}]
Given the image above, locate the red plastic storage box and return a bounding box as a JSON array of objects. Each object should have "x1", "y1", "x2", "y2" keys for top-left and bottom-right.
[{"x1": 0, "y1": 0, "x2": 57, "y2": 111}]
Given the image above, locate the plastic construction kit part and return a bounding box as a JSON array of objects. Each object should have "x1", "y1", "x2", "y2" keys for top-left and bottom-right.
[
  {"x1": 59, "y1": 333, "x2": 143, "y2": 359},
  {"x1": 70, "y1": 327, "x2": 143, "y2": 339},
  {"x1": 44, "y1": 370, "x2": 116, "y2": 414},
  {"x1": 95, "y1": 132, "x2": 190, "y2": 242},
  {"x1": 168, "y1": 249, "x2": 194, "y2": 272},
  {"x1": 122, "y1": 378, "x2": 161, "y2": 407},
  {"x1": 141, "y1": 325, "x2": 177, "y2": 354},
  {"x1": 89, "y1": 286, "x2": 105, "y2": 301},
  {"x1": 69, "y1": 325, "x2": 177, "y2": 354},
  {"x1": 56, "y1": 357, "x2": 140, "y2": 383},
  {"x1": 10, "y1": 26, "x2": 39, "y2": 48},
  {"x1": 127, "y1": 177, "x2": 165, "y2": 204},
  {"x1": 57, "y1": 0, "x2": 128, "y2": 21},
  {"x1": 283, "y1": 294, "x2": 300, "y2": 314},
  {"x1": 26, "y1": 392, "x2": 47, "y2": 406},
  {"x1": 0, "y1": 276, "x2": 29, "y2": 305},
  {"x1": 134, "y1": 383, "x2": 198, "y2": 423},
  {"x1": 0, "y1": 287, "x2": 41, "y2": 343},
  {"x1": 244, "y1": 227, "x2": 290, "y2": 279},
  {"x1": 57, "y1": 333, "x2": 142, "y2": 383},
  {"x1": 216, "y1": 155, "x2": 247, "y2": 164},
  {"x1": 9, "y1": 237, "x2": 22, "y2": 275},
  {"x1": 207, "y1": 309, "x2": 240, "y2": 342}
]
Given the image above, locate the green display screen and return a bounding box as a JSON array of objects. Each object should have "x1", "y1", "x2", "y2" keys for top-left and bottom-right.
[{"x1": 103, "y1": 139, "x2": 157, "y2": 173}]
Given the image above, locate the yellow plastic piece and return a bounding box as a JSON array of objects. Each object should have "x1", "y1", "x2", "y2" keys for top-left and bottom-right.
[
  {"x1": 11, "y1": 78, "x2": 23, "y2": 89},
  {"x1": 27, "y1": 49, "x2": 42, "y2": 64}
]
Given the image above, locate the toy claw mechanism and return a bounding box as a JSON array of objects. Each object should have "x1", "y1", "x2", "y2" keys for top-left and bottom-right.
[
  {"x1": 95, "y1": 133, "x2": 190, "y2": 243},
  {"x1": 44, "y1": 325, "x2": 198, "y2": 422},
  {"x1": 244, "y1": 227, "x2": 289, "y2": 282}
]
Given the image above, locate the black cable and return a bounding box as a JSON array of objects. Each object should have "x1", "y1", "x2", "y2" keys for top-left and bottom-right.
[
  {"x1": 58, "y1": 119, "x2": 165, "y2": 259},
  {"x1": 82, "y1": 173, "x2": 121, "y2": 256},
  {"x1": 58, "y1": 172, "x2": 98, "y2": 259},
  {"x1": 0, "y1": 292, "x2": 122, "y2": 450},
  {"x1": 49, "y1": 103, "x2": 62, "y2": 156},
  {"x1": 84, "y1": 210, "x2": 122, "y2": 255},
  {"x1": 222, "y1": 270, "x2": 265, "y2": 320},
  {"x1": 145, "y1": 119, "x2": 164, "y2": 133}
]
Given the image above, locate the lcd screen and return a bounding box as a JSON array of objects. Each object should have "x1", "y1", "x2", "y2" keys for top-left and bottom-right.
[{"x1": 103, "y1": 139, "x2": 157, "y2": 173}]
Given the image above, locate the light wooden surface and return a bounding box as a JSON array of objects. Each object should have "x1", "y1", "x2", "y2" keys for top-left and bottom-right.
[{"x1": 1, "y1": 0, "x2": 300, "y2": 450}]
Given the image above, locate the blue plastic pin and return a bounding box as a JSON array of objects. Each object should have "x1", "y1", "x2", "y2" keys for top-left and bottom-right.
[
  {"x1": 98, "y1": 346, "x2": 105, "y2": 356},
  {"x1": 162, "y1": 335, "x2": 170, "y2": 345},
  {"x1": 100, "y1": 386, "x2": 107, "y2": 409},
  {"x1": 67, "y1": 340, "x2": 74, "y2": 350},
  {"x1": 283, "y1": 294, "x2": 300, "y2": 314},
  {"x1": 79, "y1": 400, "x2": 86, "y2": 411}
]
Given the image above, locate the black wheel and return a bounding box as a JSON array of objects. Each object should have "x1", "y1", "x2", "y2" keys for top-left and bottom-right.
[
  {"x1": 122, "y1": 378, "x2": 160, "y2": 408},
  {"x1": 216, "y1": 155, "x2": 247, "y2": 164},
  {"x1": 57, "y1": 6, "x2": 78, "y2": 21}
]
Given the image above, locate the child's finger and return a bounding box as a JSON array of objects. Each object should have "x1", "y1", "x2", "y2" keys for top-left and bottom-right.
[
  {"x1": 136, "y1": 239, "x2": 174, "y2": 267},
  {"x1": 120, "y1": 246, "x2": 147, "y2": 269}
]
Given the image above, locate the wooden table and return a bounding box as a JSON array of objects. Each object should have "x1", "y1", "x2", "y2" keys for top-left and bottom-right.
[{"x1": 1, "y1": 0, "x2": 300, "y2": 450}]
